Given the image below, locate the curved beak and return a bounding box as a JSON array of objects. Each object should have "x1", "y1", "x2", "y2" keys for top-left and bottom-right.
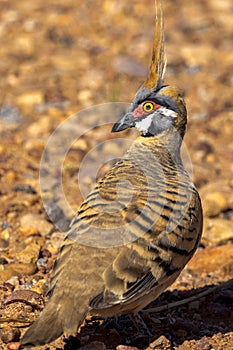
[{"x1": 112, "y1": 112, "x2": 135, "y2": 132}]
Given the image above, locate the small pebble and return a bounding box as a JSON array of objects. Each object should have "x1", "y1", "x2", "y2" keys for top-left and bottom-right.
[
  {"x1": 37, "y1": 257, "x2": 48, "y2": 266},
  {"x1": 2, "y1": 221, "x2": 11, "y2": 229},
  {"x1": 1, "y1": 228, "x2": 10, "y2": 240},
  {"x1": 147, "y1": 335, "x2": 171, "y2": 349},
  {"x1": 5, "y1": 171, "x2": 17, "y2": 180},
  {"x1": 27, "y1": 116, "x2": 52, "y2": 137},
  {"x1": 5, "y1": 276, "x2": 19, "y2": 288},
  {"x1": 41, "y1": 248, "x2": 52, "y2": 258},
  {"x1": 0, "y1": 237, "x2": 9, "y2": 249},
  {"x1": 50, "y1": 230, "x2": 65, "y2": 249},
  {"x1": 0, "y1": 328, "x2": 20, "y2": 343},
  {"x1": 194, "y1": 336, "x2": 212, "y2": 350},
  {"x1": 24, "y1": 139, "x2": 45, "y2": 153},
  {"x1": 15, "y1": 242, "x2": 41, "y2": 264},
  {"x1": 0, "y1": 257, "x2": 8, "y2": 264},
  {"x1": 20, "y1": 213, "x2": 53, "y2": 236},
  {"x1": 0, "y1": 105, "x2": 22, "y2": 123},
  {"x1": 0, "y1": 263, "x2": 37, "y2": 284},
  {"x1": 7, "y1": 342, "x2": 21, "y2": 350},
  {"x1": 18, "y1": 226, "x2": 41, "y2": 237},
  {"x1": 16, "y1": 90, "x2": 44, "y2": 106},
  {"x1": 77, "y1": 89, "x2": 92, "y2": 103},
  {"x1": 13, "y1": 184, "x2": 37, "y2": 194},
  {"x1": 10, "y1": 263, "x2": 37, "y2": 276},
  {"x1": 4, "y1": 289, "x2": 44, "y2": 309}
]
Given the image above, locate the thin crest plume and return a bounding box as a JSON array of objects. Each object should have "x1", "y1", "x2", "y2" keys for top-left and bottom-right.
[{"x1": 143, "y1": 0, "x2": 167, "y2": 90}]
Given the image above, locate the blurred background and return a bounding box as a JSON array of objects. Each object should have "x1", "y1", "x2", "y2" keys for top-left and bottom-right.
[{"x1": 0, "y1": 0, "x2": 232, "y2": 349}]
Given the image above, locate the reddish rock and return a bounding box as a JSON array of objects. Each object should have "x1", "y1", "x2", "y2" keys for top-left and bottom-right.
[{"x1": 187, "y1": 244, "x2": 233, "y2": 274}]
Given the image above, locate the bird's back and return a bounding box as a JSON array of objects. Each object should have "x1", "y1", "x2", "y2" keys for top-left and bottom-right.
[{"x1": 20, "y1": 1, "x2": 203, "y2": 347}]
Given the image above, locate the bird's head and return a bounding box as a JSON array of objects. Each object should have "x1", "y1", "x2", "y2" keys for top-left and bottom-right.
[
  {"x1": 112, "y1": 85, "x2": 187, "y2": 139},
  {"x1": 112, "y1": 0, "x2": 187, "y2": 140}
]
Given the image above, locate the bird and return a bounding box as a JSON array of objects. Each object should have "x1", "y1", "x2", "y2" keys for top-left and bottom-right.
[{"x1": 21, "y1": 0, "x2": 203, "y2": 347}]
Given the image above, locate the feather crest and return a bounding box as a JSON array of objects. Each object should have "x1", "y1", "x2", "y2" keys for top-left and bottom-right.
[{"x1": 143, "y1": 0, "x2": 167, "y2": 90}]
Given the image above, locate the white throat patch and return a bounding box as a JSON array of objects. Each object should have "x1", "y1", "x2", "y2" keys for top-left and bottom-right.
[{"x1": 135, "y1": 114, "x2": 154, "y2": 134}]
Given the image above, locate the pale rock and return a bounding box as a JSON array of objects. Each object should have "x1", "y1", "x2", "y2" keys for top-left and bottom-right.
[
  {"x1": 27, "y1": 116, "x2": 52, "y2": 137},
  {"x1": 0, "y1": 263, "x2": 37, "y2": 284},
  {"x1": 202, "y1": 192, "x2": 228, "y2": 217},
  {"x1": 50, "y1": 230, "x2": 65, "y2": 249},
  {"x1": 13, "y1": 35, "x2": 35, "y2": 56},
  {"x1": 200, "y1": 181, "x2": 233, "y2": 217},
  {"x1": 77, "y1": 89, "x2": 92, "y2": 103},
  {"x1": 15, "y1": 243, "x2": 41, "y2": 264},
  {"x1": 16, "y1": 91, "x2": 44, "y2": 106},
  {"x1": 116, "y1": 346, "x2": 139, "y2": 350},
  {"x1": 202, "y1": 218, "x2": 233, "y2": 245},
  {"x1": 147, "y1": 335, "x2": 171, "y2": 350},
  {"x1": 24, "y1": 139, "x2": 45, "y2": 152},
  {"x1": 20, "y1": 213, "x2": 53, "y2": 236}
]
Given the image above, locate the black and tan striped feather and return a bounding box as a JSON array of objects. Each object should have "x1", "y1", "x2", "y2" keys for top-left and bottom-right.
[{"x1": 21, "y1": 1, "x2": 202, "y2": 347}]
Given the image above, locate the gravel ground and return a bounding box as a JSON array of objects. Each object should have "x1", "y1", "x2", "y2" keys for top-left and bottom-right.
[{"x1": 0, "y1": 1, "x2": 232, "y2": 349}]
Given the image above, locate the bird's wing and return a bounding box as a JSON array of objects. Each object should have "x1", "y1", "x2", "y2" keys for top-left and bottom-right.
[
  {"x1": 90, "y1": 271, "x2": 157, "y2": 309},
  {"x1": 89, "y1": 191, "x2": 202, "y2": 311},
  {"x1": 48, "y1": 144, "x2": 163, "y2": 294},
  {"x1": 54, "y1": 143, "x2": 202, "y2": 311},
  {"x1": 67, "y1": 148, "x2": 165, "y2": 248}
]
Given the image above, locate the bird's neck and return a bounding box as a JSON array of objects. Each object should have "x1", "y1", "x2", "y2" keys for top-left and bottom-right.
[{"x1": 137, "y1": 129, "x2": 183, "y2": 161}]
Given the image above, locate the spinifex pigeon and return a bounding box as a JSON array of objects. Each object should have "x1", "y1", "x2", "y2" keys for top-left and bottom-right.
[{"x1": 21, "y1": 0, "x2": 203, "y2": 347}]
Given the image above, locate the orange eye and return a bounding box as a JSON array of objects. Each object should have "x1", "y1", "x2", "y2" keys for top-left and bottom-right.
[{"x1": 143, "y1": 102, "x2": 154, "y2": 112}]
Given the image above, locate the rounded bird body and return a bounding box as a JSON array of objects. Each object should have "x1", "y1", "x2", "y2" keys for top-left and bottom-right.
[
  {"x1": 21, "y1": 1, "x2": 203, "y2": 347},
  {"x1": 21, "y1": 125, "x2": 202, "y2": 347}
]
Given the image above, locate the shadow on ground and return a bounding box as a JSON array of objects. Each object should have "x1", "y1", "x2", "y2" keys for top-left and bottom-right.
[{"x1": 64, "y1": 278, "x2": 233, "y2": 349}]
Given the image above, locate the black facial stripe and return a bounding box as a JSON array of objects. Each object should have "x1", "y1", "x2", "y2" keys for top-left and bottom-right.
[
  {"x1": 149, "y1": 96, "x2": 180, "y2": 114},
  {"x1": 130, "y1": 83, "x2": 184, "y2": 114}
]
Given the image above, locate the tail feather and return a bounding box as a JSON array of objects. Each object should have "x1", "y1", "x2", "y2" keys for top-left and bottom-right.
[
  {"x1": 20, "y1": 244, "x2": 106, "y2": 347},
  {"x1": 20, "y1": 243, "x2": 89, "y2": 347},
  {"x1": 21, "y1": 298, "x2": 87, "y2": 347}
]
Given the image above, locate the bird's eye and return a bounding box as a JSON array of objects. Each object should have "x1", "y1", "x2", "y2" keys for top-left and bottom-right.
[{"x1": 143, "y1": 102, "x2": 154, "y2": 112}]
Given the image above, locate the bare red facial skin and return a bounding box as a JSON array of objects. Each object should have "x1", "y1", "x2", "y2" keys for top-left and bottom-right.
[
  {"x1": 133, "y1": 104, "x2": 145, "y2": 118},
  {"x1": 133, "y1": 102, "x2": 160, "y2": 118}
]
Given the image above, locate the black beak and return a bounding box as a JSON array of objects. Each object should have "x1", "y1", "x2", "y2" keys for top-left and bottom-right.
[{"x1": 112, "y1": 112, "x2": 135, "y2": 132}]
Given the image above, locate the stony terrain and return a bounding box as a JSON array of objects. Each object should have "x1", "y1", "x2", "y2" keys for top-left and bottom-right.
[{"x1": 0, "y1": 0, "x2": 232, "y2": 349}]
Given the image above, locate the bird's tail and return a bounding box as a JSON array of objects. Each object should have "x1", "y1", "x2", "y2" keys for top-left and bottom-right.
[
  {"x1": 21, "y1": 303, "x2": 60, "y2": 346},
  {"x1": 20, "y1": 242, "x2": 103, "y2": 347},
  {"x1": 20, "y1": 297, "x2": 88, "y2": 347}
]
